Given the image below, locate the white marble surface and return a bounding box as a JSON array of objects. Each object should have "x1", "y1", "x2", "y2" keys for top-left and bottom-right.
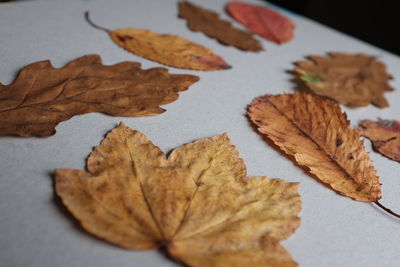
[{"x1": 0, "y1": 0, "x2": 399, "y2": 266}]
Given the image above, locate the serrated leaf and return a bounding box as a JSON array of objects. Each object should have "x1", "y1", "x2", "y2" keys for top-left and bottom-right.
[{"x1": 248, "y1": 93, "x2": 381, "y2": 202}]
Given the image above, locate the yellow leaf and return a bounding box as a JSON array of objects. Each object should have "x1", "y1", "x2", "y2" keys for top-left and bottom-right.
[
  {"x1": 56, "y1": 123, "x2": 301, "y2": 267},
  {"x1": 248, "y1": 93, "x2": 381, "y2": 202},
  {"x1": 85, "y1": 12, "x2": 230, "y2": 71}
]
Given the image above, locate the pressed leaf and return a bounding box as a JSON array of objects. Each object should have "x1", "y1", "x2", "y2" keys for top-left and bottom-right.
[
  {"x1": 0, "y1": 55, "x2": 199, "y2": 137},
  {"x1": 178, "y1": 1, "x2": 263, "y2": 52},
  {"x1": 226, "y1": 1, "x2": 295, "y2": 44},
  {"x1": 56, "y1": 123, "x2": 301, "y2": 267},
  {"x1": 248, "y1": 93, "x2": 381, "y2": 202},
  {"x1": 294, "y1": 53, "x2": 394, "y2": 108},
  {"x1": 359, "y1": 119, "x2": 400, "y2": 162},
  {"x1": 85, "y1": 12, "x2": 230, "y2": 71}
]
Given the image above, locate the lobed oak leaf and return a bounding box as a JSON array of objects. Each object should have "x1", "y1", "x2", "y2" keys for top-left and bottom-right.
[
  {"x1": 248, "y1": 93, "x2": 381, "y2": 202},
  {"x1": 226, "y1": 1, "x2": 295, "y2": 44},
  {"x1": 359, "y1": 119, "x2": 400, "y2": 162},
  {"x1": 55, "y1": 123, "x2": 301, "y2": 267},
  {"x1": 294, "y1": 53, "x2": 394, "y2": 108},
  {"x1": 0, "y1": 55, "x2": 199, "y2": 137},
  {"x1": 85, "y1": 12, "x2": 230, "y2": 71},
  {"x1": 178, "y1": 1, "x2": 263, "y2": 52}
]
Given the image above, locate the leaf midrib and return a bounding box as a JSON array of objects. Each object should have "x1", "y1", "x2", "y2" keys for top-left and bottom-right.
[{"x1": 264, "y1": 97, "x2": 365, "y2": 189}]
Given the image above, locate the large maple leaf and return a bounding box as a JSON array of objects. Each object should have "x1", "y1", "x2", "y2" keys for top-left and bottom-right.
[
  {"x1": 56, "y1": 123, "x2": 301, "y2": 267},
  {"x1": 0, "y1": 55, "x2": 199, "y2": 137}
]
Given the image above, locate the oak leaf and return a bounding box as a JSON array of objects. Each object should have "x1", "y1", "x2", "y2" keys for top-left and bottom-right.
[
  {"x1": 0, "y1": 55, "x2": 199, "y2": 137},
  {"x1": 55, "y1": 123, "x2": 301, "y2": 267},
  {"x1": 226, "y1": 1, "x2": 295, "y2": 44},
  {"x1": 178, "y1": 1, "x2": 263, "y2": 52},
  {"x1": 294, "y1": 53, "x2": 394, "y2": 108},
  {"x1": 359, "y1": 119, "x2": 400, "y2": 162},
  {"x1": 85, "y1": 12, "x2": 230, "y2": 71},
  {"x1": 248, "y1": 93, "x2": 381, "y2": 202}
]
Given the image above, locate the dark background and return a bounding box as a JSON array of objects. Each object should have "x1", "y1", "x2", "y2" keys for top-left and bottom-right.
[
  {"x1": 268, "y1": 0, "x2": 399, "y2": 55},
  {"x1": 1, "y1": 0, "x2": 397, "y2": 55}
]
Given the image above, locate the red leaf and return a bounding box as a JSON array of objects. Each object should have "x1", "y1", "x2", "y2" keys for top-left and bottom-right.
[{"x1": 226, "y1": 1, "x2": 295, "y2": 44}]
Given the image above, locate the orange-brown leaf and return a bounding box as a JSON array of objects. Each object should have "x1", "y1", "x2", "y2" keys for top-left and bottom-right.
[
  {"x1": 56, "y1": 123, "x2": 301, "y2": 267},
  {"x1": 179, "y1": 1, "x2": 263, "y2": 52},
  {"x1": 359, "y1": 119, "x2": 400, "y2": 162},
  {"x1": 86, "y1": 12, "x2": 230, "y2": 71},
  {"x1": 0, "y1": 55, "x2": 199, "y2": 137},
  {"x1": 248, "y1": 93, "x2": 381, "y2": 202},
  {"x1": 294, "y1": 53, "x2": 394, "y2": 108},
  {"x1": 226, "y1": 1, "x2": 295, "y2": 44}
]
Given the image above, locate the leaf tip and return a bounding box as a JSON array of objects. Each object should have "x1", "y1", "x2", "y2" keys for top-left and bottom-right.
[
  {"x1": 223, "y1": 64, "x2": 232, "y2": 70},
  {"x1": 118, "y1": 121, "x2": 127, "y2": 128}
]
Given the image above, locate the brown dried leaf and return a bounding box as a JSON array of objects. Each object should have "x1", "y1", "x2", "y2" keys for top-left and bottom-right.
[
  {"x1": 248, "y1": 93, "x2": 381, "y2": 202},
  {"x1": 294, "y1": 53, "x2": 394, "y2": 108},
  {"x1": 0, "y1": 55, "x2": 199, "y2": 137},
  {"x1": 359, "y1": 119, "x2": 400, "y2": 162},
  {"x1": 56, "y1": 123, "x2": 301, "y2": 267},
  {"x1": 86, "y1": 12, "x2": 230, "y2": 71},
  {"x1": 178, "y1": 1, "x2": 263, "y2": 52}
]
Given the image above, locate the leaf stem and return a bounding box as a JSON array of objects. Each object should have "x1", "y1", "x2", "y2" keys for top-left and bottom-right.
[
  {"x1": 374, "y1": 200, "x2": 400, "y2": 219},
  {"x1": 84, "y1": 11, "x2": 109, "y2": 32}
]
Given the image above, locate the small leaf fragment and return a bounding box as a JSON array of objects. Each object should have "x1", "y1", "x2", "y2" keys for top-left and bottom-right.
[
  {"x1": 56, "y1": 123, "x2": 301, "y2": 267},
  {"x1": 248, "y1": 93, "x2": 381, "y2": 202},
  {"x1": 294, "y1": 53, "x2": 394, "y2": 108},
  {"x1": 178, "y1": 1, "x2": 263, "y2": 52},
  {"x1": 226, "y1": 1, "x2": 295, "y2": 44},
  {"x1": 359, "y1": 119, "x2": 400, "y2": 162},
  {"x1": 0, "y1": 55, "x2": 199, "y2": 137},
  {"x1": 86, "y1": 12, "x2": 230, "y2": 71}
]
